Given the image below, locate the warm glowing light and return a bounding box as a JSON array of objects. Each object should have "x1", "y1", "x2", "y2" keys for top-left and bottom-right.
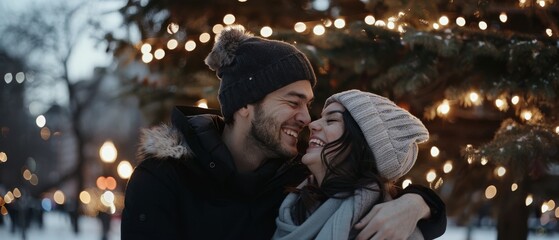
[
  {"x1": 118, "y1": 161, "x2": 133, "y2": 179},
  {"x1": 1, "y1": 206, "x2": 7, "y2": 215},
  {"x1": 485, "y1": 185, "x2": 497, "y2": 199},
  {"x1": 511, "y1": 183, "x2": 518, "y2": 191},
  {"x1": 97, "y1": 176, "x2": 107, "y2": 190},
  {"x1": 542, "y1": 203, "x2": 549, "y2": 213},
  {"x1": 4, "y1": 192, "x2": 14, "y2": 204},
  {"x1": 556, "y1": 207, "x2": 559, "y2": 218},
  {"x1": 499, "y1": 13, "x2": 508, "y2": 23},
  {"x1": 437, "y1": 100, "x2": 450, "y2": 115},
  {"x1": 521, "y1": 110, "x2": 532, "y2": 121},
  {"x1": 546, "y1": 28, "x2": 553, "y2": 37},
  {"x1": 99, "y1": 141, "x2": 117, "y2": 163},
  {"x1": 478, "y1": 21, "x2": 487, "y2": 30},
  {"x1": 538, "y1": 0, "x2": 546, "y2": 7},
  {"x1": 469, "y1": 92, "x2": 479, "y2": 102},
  {"x1": 4, "y1": 73, "x2": 13, "y2": 84},
  {"x1": 106, "y1": 176, "x2": 117, "y2": 190},
  {"x1": 212, "y1": 24, "x2": 224, "y2": 34},
  {"x1": 167, "y1": 39, "x2": 178, "y2": 50},
  {"x1": 238, "y1": 0, "x2": 247, "y2": 2},
  {"x1": 79, "y1": 191, "x2": 91, "y2": 204},
  {"x1": 547, "y1": 200, "x2": 555, "y2": 210},
  {"x1": 443, "y1": 161, "x2": 453, "y2": 173},
  {"x1": 555, "y1": 126, "x2": 559, "y2": 134},
  {"x1": 154, "y1": 49, "x2": 165, "y2": 60},
  {"x1": 364, "y1": 15, "x2": 376, "y2": 25},
  {"x1": 13, "y1": 188, "x2": 21, "y2": 198},
  {"x1": 23, "y1": 169, "x2": 32, "y2": 180},
  {"x1": 387, "y1": 21, "x2": 395, "y2": 29},
  {"x1": 511, "y1": 95, "x2": 520, "y2": 105},
  {"x1": 439, "y1": 16, "x2": 449, "y2": 26},
  {"x1": 53, "y1": 190, "x2": 65, "y2": 205},
  {"x1": 294, "y1": 22, "x2": 307, "y2": 32},
  {"x1": 40, "y1": 127, "x2": 51, "y2": 140},
  {"x1": 456, "y1": 17, "x2": 466, "y2": 27},
  {"x1": 426, "y1": 170, "x2": 437, "y2": 183},
  {"x1": 142, "y1": 53, "x2": 153, "y2": 63},
  {"x1": 402, "y1": 179, "x2": 412, "y2": 189},
  {"x1": 184, "y1": 40, "x2": 196, "y2": 51},
  {"x1": 432, "y1": 23, "x2": 440, "y2": 30},
  {"x1": 398, "y1": 25, "x2": 405, "y2": 33},
  {"x1": 467, "y1": 156, "x2": 474, "y2": 164},
  {"x1": 196, "y1": 99, "x2": 208, "y2": 109},
  {"x1": 141, "y1": 43, "x2": 152, "y2": 54},
  {"x1": 334, "y1": 18, "x2": 346, "y2": 29},
  {"x1": 495, "y1": 98, "x2": 508, "y2": 110},
  {"x1": 481, "y1": 157, "x2": 488, "y2": 165},
  {"x1": 167, "y1": 23, "x2": 179, "y2": 34},
  {"x1": 101, "y1": 191, "x2": 115, "y2": 207},
  {"x1": 374, "y1": 20, "x2": 386, "y2": 27},
  {"x1": 36, "y1": 115, "x2": 46, "y2": 128},
  {"x1": 430, "y1": 146, "x2": 440, "y2": 157},
  {"x1": 496, "y1": 166, "x2": 506, "y2": 177},
  {"x1": 223, "y1": 14, "x2": 236, "y2": 25},
  {"x1": 15, "y1": 72, "x2": 24, "y2": 83},
  {"x1": 0, "y1": 152, "x2": 7, "y2": 162},
  {"x1": 199, "y1": 33, "x2": 211, "y2": 43},
  {"x1": 526, "y1": 194, "x2": 533, "y2": 206},
  {"x1": 313, "y1": 25, "x2": 325, "y2": 35},
  {"x1": 323, "y1": 19, "x2": 332, "y2": 27},
  {"x1": 260, "y1": 26, "x2": 273, "y2": 37},
  {"x1": 30, "y1": 174, "x2": 38, "y2": 185}
]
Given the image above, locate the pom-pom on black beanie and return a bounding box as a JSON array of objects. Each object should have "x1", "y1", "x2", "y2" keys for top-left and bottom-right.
[{"x1": 205, "y1": 25, "x2": 317, "y2": 122}]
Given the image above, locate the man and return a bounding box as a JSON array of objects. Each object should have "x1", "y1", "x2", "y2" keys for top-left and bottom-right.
[{"x1": 121, "y1": 25, "x2": 446, "y2": 240}]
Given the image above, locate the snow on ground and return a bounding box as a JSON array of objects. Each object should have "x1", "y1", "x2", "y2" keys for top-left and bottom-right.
[{"x1": 0, "y1": 212, "x2": 558, "y2": 240}]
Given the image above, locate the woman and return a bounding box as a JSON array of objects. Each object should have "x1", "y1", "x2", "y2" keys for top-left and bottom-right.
[{"x1": 273, "y1": 90, "x2": 429, "y2": 240}]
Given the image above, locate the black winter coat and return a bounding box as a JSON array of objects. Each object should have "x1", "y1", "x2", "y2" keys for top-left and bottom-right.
[{"x1": 121, "y1": 108, "x2": 446, "y2": 240}]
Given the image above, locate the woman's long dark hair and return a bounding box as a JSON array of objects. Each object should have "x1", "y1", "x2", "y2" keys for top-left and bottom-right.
[{"x1": 290, "y1": 109, "x2": 388, "y2": 225}]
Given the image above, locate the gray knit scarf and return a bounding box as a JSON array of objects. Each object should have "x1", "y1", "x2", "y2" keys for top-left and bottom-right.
[{"x1": 272, "y1": 180, "x2": 424, "y2": 240}]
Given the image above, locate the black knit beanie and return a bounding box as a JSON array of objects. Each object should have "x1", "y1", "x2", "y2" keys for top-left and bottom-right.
[{"x1": 204, "y1": 25, "x2": 317, "y2": 122}]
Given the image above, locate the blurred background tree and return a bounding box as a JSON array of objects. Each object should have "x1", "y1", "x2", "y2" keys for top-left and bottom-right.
[{"x1": 104, "y1": 0, "x2": 559, "y2": 239}]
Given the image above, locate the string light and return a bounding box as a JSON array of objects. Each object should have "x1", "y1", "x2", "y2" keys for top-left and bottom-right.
[
  {"x1": 313, "y1": 24, "x2": 325, "y2": 35},
  {"x1": 142, "y1": 53, "x2": 153, "y2": 63},
  {"x1": 387, "y1": 21, "x2": 395, "y2": 29},
  {"x1": 402, "y1": 179, "x2": 412, "y2": 189},
  {"x1": 526, "y1": 194, "x2": 533, "y2": 206},
  {"x1": 511, "y1": 183, "x2": 518, "y2": 191},
  {"x1": 538, "y1": 0, "x2": 546, "y2": 7},
  {"x1": 140, "y1": 43, "x2": 151, "y2": 54},
  {"x1": 212, "y1": 24, "x2": 224, "y2": 34},
  {"x1": 364, "y1": 15, "x2": 375, "y2": 25},
  {"x1": 167, "y1": 39, "x2": 178, "y2": 50},
  {"x1": 223, "y1": 14, "x2": 236, "y2": 25},
  {"x1": 117, "y1": 161, "x2": 133, "y2": 179},
  {"x1": 437, "y1": 100, "x2": 450, "y2": 115},
  {"x1": 481, "y1": 157, "x2": 488, "y2": 165},
  {"x1": 184, "y1": 40, "x2": 196, "y2": 51},
  {"x1": 79, "y1": 191, "x2": 91, "y2": 204},
  {"x1": 167, "y1": 23, "x2": 179, "y2": 34},
  {"x1": 546, "y1": 28, "x2": 553, "y2": 37},
  {"x1": 443, "y1": 161, "x2": 453, "y2": 173},
  {"x1": 495, "y1": 166, "x2": 506, "y2": 177},
  {"x1": 541, "y1": 202, "x2": 549, "y2": 213},
  {"x1": 13, "y1": 188, "x2": 21, "y2": 198},
  {"x1": 36, "y1": 115, "x2": 46, "y2": 128},
  {"x1": 99, "y1": 141, "x2": 117, "y2": 163},
  {"x1": 15, "y1": 72, "x2": 25, "y2": 83},
  {"x1": 478, "y1": 21, "x2": 488, "y2": 30},
  {"x1": 374, "y1": 20, "x2": 386, "y2": 27},
  {"x1": 511, "y1": 95, "x2": 520, "y2": 105},
  {"x1": 260, "y1": 26, "x2": 273, "y2": 37},
  {"x1": 430, "y1": 146, "x2": 440, "y2": 157},
  {"x1": 432, "y1": 23, "x2": 440, "y2": 30},
  {"x1": 154, "y1": 49, "x2": 165, "y2": 60},
  {"x1": 294, "y1": 22, "x2": 307, "y2": 32},
  {"x1": 456, "y1": 17, "x2": 466, "y2": 27},
  {"x1": 521, "y1": 110, "x2": 532, "y2": 121},
  {"x1": 556, "y1": 208, "x2": 559, "y2": 218},
  {"x1": 485, "y1": 185, "x2": 497, "y2": 199},
  {"x1": 238, "y1": 0, "x2": 247, "y2": 2},
  {"x1": 53, "y1": 190, "x2": 65, "y2": 205},
  {"x1": 196, "y1": 99, "x2": 208, "y2": 108},
  {"x1": 495, "y1": 98, "x2": 508, "y2": 111},
  {"x1": 439, "y1": 16, "x2": 449, "y2": 26},
  {"x1": 469, "y1": 91, "x2": 481, "y2": 105},
  {"x1": 547, "y1": 200, "x2": 555, "y2": 209},
  {"x1": 0, "y1": 152, "x2": 7, "y2": 163},
  {"x1": 323, "y1": 19, "x2": 332, "y2": 27},
  {"x1": 4, "y1": 73, "x2": 13, "y2": 84},
  {"x1": 499, "y1": 13, "x2": 508, "y2": 23},
  {"x1": 199, "y1": 33, "x2": 211, "y2": 43},
  {"x1": 426, "y1": 170, "x2": 437, "y2": 183},
  {"x1": 555, "y1": 126, "x2": 559, "y2": 134}
]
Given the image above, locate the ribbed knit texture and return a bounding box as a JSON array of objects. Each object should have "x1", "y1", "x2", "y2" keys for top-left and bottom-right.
[{"x1": 325, "y1": 90, "x2": 429, "y2": 181}]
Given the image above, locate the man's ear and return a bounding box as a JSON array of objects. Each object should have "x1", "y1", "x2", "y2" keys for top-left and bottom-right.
[{"x1": 237, "y1": 105, "x2": 252, "y2": 118}]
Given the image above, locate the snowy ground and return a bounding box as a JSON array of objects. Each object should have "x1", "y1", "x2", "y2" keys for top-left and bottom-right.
[{"x1": 0, "y1": 212, "x2": 558, "y2": 240}]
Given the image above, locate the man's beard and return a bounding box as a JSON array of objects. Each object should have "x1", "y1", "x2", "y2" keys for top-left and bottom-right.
[{"x1": 249, "y1": 104, "x2": 296, "y2": 160}]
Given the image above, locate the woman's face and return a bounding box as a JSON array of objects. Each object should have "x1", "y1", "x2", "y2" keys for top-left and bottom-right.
[{"x1": 302, "y1": 102, "x2": 346, "y2": 184}]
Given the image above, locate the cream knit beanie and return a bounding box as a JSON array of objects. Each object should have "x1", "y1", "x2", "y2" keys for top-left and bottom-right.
[{"x1": 325, "y1": 90, "x2": 429, "y2": 181}]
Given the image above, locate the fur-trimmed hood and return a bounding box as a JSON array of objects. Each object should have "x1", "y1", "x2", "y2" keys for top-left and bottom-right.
[{"x1": 137, "y1": 124, "x2": 193, "y2": 161}]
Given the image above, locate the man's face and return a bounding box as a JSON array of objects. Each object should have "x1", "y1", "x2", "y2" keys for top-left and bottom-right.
[{"x1": 248, "y1": 80, "x2": 314, "y2": 160}]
